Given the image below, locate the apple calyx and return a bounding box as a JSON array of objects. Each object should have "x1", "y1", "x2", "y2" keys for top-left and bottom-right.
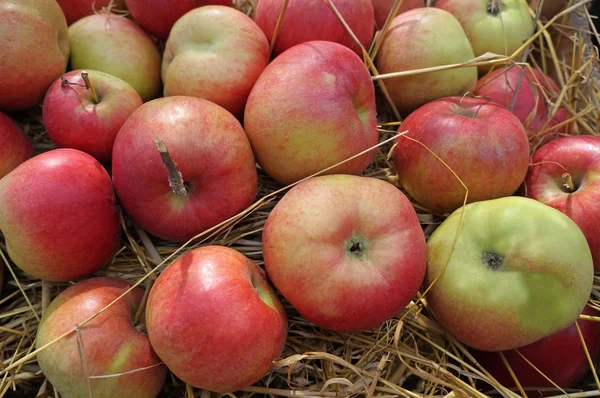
[
  {"x1": 486, "y1": 1, "x2": 502, "y2": 16},
  {"x1": 154, "y1": 137, "x2": 188, "y2": 196},
  {"x1": 345, "y1": 238, "x2": 367, "y2": 260},
  {"x1": 483, "y1": 251, "x2": 504, "y2": 270},
  {"x1": 561, "y1": 173, "x2": 575, "y2": 193}
]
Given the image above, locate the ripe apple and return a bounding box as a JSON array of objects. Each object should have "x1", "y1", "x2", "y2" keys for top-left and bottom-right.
[
  {"x1": 42, "y1": 69, "x2": 143, "y2": 163},
  {"x1": 111, "y1": 96, "x2": 258, "y2": 242},
  {"x1": 69, "y1": 13, "x2": 162, "y2": 102},
  {"x1": 263, "y1": 174, "x2": 427, "y2": 333},
  {"x1": 244, "y1": 40, "x2": 378, "y2": 186},
  {"x1": 146, "y1": 245, "x2": 288, "y2": 392},
  {"x1": 0, "y1": 149, "x2": 121, "y2": 282},
  {"x1": 56, "y1": 0, "x2": 127, "y2": 25},
  {"x1": 425, "y1": 196, "x2": 594, "y2": 352},
  {"x1": 0, "y1": 0, "x2": 69, "y2": 111},
  {"x1": 375, "y1": 8, "x2": 478, "y2": 115},
  {"x1": 162, "y1": 6, "x2": 270, "y2": 118},
  {"x1": 392, "y1": 97, "x2": 530, "y2": 214},
  {"x1": 0, "y1": 111, "x2": 34, "y2": 179},
  {"x1": 37, "y1": 277, "x2": 167, "y2": 398},
  {"x1": 253, "y1": 0, "x2": 375, "y2": 56},
  {"x1": 372, "y1": 0, "x2": 424, "y2": 28},
  {"x1": 524, "y1": 135, "x2": 600, "y2": 270}
]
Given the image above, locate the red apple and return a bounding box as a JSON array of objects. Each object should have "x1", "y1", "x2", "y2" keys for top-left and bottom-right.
[
  {"x1": 146, "y1": 245, "x2": 288, "y2": 392},
  {"x1": 253, "y1": 0, "x2": 375, "y2": 56},
  {"x1": 524, "y1": 135, "x2": 600, "y2": 269},
  {"x1": 0, "y1": 149, "x2": 121, "y2": 282},
  {"x1": 36, "y1": 277, "x2": 167, "y2": 397},
  {"x1": 0, "y1": 111, "x2": 34, "y2": 179},
  {"x1": 56, "y1": 0, "x2": 127, "y2": 25},
  {"x1": 392, "y1": 97, "x2": 530, "y2": 214},
  {"x1": 372, "y1": 0, "x2": 424, "y2": 28},
  {"x1": 42, "y1": 69, "x2": 143, "y2": 163},
  {"x1": 0, "y1": 0, "x2": 69, "y2": 110},
  {"x1": 263, "y1": 174, "x2": 427, "y2": 333},
  {"x1": 111, "y1": 96, "x2": 258, "y2": 242}
]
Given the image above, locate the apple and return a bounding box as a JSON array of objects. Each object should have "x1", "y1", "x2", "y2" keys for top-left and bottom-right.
[
  {"x1": 37, "y1": 277, "x2": 167, "y2": 398},
  {"x1": 111, "y1": 96, "x2": 258, "y2": 242},
  {"x1": 425, "y1": 196, "x2": 594, "y2": 352},
  {"x1": 0, "y1": 111, "x2": 34, "y2": 179},
  {"x1": 253, "y1": 0, "x2": 375, "y2": 56},
  {"x1": 375, "y1": 8, "x2": 478, "y2": 115},
  {"x1": 392, "y1": 97, "x2": 530, "y2": 214},
  {"x1": 0, "y1": 0, "x2": 69, "y2": 111},
  {"x1": 524, "y1": 135, "x2": 600, "y2": 269},
  {"x1": 263, "y1": 174, "x2": 427, "y2": 333},
  {"x1": 0, "y1": 149, "x2": 121, "y2": 282},
  {"x1": 146, "y1": 245, "x2": 288, "y2": 392},
  {"x1": 372, "y1": 0, "x2": 424, "y2": 28},
  {"x1": 56, "y1": 0, "x2": 127, "y2": 25},
  {"x1": 124, "y1": 0, "x2": 231, "y2": 41},
  {"x1": 244, "y1": 40, "x2": 378, "y2": 186},
  {"x1": 42, "y1": 69, "x2": 143, "y2": 163},
  {"x1": 68, "y1": 13, "x2": 162, "y2": 102},
  {"x1": 162, "y1": 6, "x2": 270, "y2": 118}
]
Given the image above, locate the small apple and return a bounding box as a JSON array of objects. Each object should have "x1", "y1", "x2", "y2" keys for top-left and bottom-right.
[
  {"x1": 372, "y1": 0, "x2": 424, "y2": 28},
  {"x1": 42, "y1": 70, "x2": 143, "y2": 163},
  {"x1": 56, "y1": 0, "x2": 127, "y2": 25},
  {"x1": 146, "y1": 245, "x2": 288, "y2": 392},
  {"x1": 37, "y1": 277, "x2": 167, "y2": 398},
  {"x1": 425, "y1": 196, "x2": 594, "y2": 352},
  {"x1": 263, "y1": 174, "x2": 427, "y2": 333},
  {"x1": 0, "y1": 111, "x2": 34, "y2": 179}
]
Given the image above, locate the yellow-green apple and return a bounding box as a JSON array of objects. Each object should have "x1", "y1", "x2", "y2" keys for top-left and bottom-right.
[
  {"x1": 372, "y1": 0, "x2": 424, "y2": 28},
  {"x1": 111, "y1": 96, "x2": 258, "y2": 242},
  {"x1": 262, "y1": 174, "x2": 427, "y2": 333},
  {"x1": 244, "y1": 40, "x2": 378, "y2": 186},
  {"x1": 37, "y1": 277, "x2": 167, "y2": 398},
  {"x1": 162, "y1": 6, "x2": 269, "y2": 118},
  {"x1": 0, "y1": 149, "x2": 121, "y2": 282},
  {"x1": 146, "y1": 245, "x2": 288, "y2": 392},
  {"x1": 69, "y1": 13, "x2": 162, "y2": 102},
  {"x1": 42, "y1": 70, "x2": 143, "y2": 163},
  {"x1": 392, "y1": 97, "x2": 530, "y2": 214},
  {"x1": 0, "y1": 0, "x2": 69, "y2": 110},
  {"x1": 524, "y1": 135, "x2": 600, "y2": 269},
  {"x1": 375, "y1": 8, "x2": 477, "y2": 115},
  {"x1": 56, "y1": 0, "x2": 126, "y2": 25},
  {"x1": 253, "y1": 0, "x2": 374, "y2": 56},
  {"x1": 425, "y1": 196, "x2": 594, "y2": 352},
  {"x1": 125, "y1": 0, "x2": 231, "y2": 40},
  {"x1": 0, "y1": 111, "x2": 34, "y2": 179}
]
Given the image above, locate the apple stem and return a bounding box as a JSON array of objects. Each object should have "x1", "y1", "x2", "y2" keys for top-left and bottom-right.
[
  {"x1": 154, "y1": 137, "x2": 188, "y2": 196},
  {"x1": 562, "y1": 173, "x2": 575, "y2": 192},
  {"x1": 81, "y1": 72, "x2": 100, "y2": 104}
]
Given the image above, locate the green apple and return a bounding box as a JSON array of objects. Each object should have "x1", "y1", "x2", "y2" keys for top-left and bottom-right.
[{"x1": 425, "y1": 196, "x2": 594, "y2": 352}]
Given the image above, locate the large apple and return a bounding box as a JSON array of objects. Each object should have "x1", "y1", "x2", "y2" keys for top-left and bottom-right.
[
  {"x1": 0, "y1": 111, "x2": 34, "y2": 179},
  {"x1": 146, "y1": 245, "x2": 288, "y2": 392},
  {"x1": 0, "y1": 0, "x2": 69, "y2": 110},
  {"x1": 425, "y1": 196, "x2": 594, "y2": 352},
  {"x1": 43, "y1": 69, "x2": 143, "y2": 163},
  {"x1": 372, "y1": 0, "x2": 424, "y2": 28},
  {"x1": 524, "y1": 135, "x2": 600, "y2": 269},
  {"x1": 0, "y1": 149, "x2": 121, "y2": 282},
  {"x1": 244, "y1": 40, "x2": 378, "y2": 186},
  {"x1": 263, "y1": 174, "x2": 427, "y2": 333},
  {"x1": 111, "y1": 96, "x2": 258, "y2": 242},
  {"x1": 375, "y1": 8, "x2": 477, "y2": 115},
  {"x1": 69, "y1": 13, "x2": 162, "y2": 102},
  {"x1": 253, "y1": 0, "x2": 375, "y2": 56},
  {"x1": 56, "y1": 0, "x2": 127, "y2": 25},
  {"x1": 392, "y1": 97, "x2": 530, "y2": 214},
  {"x1": 37, "y1": 277, "x2": 167, "y2": 397},
  {"x1": 162, "y1": 6, "x2": 270, "y2": 118}
]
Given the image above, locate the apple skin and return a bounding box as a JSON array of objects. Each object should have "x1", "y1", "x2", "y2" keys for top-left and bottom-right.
[
  {"x1": 425, "y1": 196, "x2": 594, "y2": 352},
  {"x1": 253, "y1": 0, "x2": 375, "y2": 56},
  {"x1": 372, "y1": 0, "x2": 424, "y2": 28},
  {"x1": 56, "y1": 0, "x2": 127, "y2": 25},
  {"x1": 146, "y1": 245, "x2": 288, "y2": 393},
  {"x1": 244, "y1": 40, "x2": 378, "y2": 186},
  {"x1": 392, "y1": 97, "x2": 530, "y2": 214},
  {"x1": 375, "y1": 8, "x2": 478, "y2": 115},
  {"x1": 0, "y1": 0, "x2": 69, "y2": 111},
  {"x1": 68, "y1": 14, "x2": 162, "y2": 102},
  {"x1": 0, "y1": 149, "x2": 121, "y2": 282},
  {"x1": 111, "y1": 96, "x2": 258, "y2": 243},
  {"x1": 524, "y1": 135, "x2": 600, "y2": 270},
  {"x1": 42, "y1": 69, "x2": 143, "y2": 164},
  {"x1": 162, "y1": 6, "x2": 270, "y2": 118},
  {"x1": 263, "y1": 174, "x2": 427, "y2": 333},
  {"x1": 36, "y1": 277, "x2": 167, "y2": 398},
  {"x1": 0, "y1": 111, "x2": 34, "y2": 179}
]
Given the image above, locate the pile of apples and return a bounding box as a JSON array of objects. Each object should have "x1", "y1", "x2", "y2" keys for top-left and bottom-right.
[{"x1": 0, "y1": 0, "x2": 598, "y2": 396}]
